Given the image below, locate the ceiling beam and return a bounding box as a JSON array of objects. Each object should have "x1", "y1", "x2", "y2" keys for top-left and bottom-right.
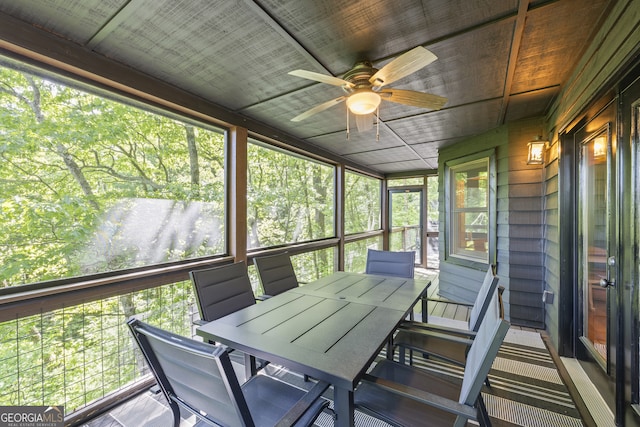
[
  {"x1": 499, "y1": 0, "x2": 530, "y2": 124},
  {"x1": 86, "y1": 0, "x2": 147, "y2": 49}
]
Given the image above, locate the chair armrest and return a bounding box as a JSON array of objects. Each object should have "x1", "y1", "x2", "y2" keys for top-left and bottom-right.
[
  {"x1": 360, "y1": 374, "x2": 477, "y2": 421},
  {"x1": 399, "y1": 321, "x2": 477, "y2": 339},
  {"x1": 274, "y1": 380, "x2": 330, "y2": 427},
  {"x1": 256, "y1": 294, "x2": 273, "y2": 301},
  {"x1": 396, "y1": 328, "x2": 474, "y2": 347},
  {"x1": 192, "y1": 319, "x2": 208, "y2": 326}
]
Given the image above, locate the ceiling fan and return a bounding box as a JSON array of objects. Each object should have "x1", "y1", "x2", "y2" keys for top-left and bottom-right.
[{"x1": 288, "y1": 46, "x2": 447, "y2": 133}]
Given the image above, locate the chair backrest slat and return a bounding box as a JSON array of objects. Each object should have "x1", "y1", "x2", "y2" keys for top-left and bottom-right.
[
  {"x1": 365, "y1": 249, "x2": 415, "y2": 278},
  {"x1": 253, "y1": 253, "x2": 299, "y2": 296},
  {"x1": 190, "y1": 261, "x2": 256, "y2": 322}
]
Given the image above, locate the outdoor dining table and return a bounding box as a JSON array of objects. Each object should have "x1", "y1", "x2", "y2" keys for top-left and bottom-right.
[{"x1": 196, "y1": 270, "x2": 433, "y2": 427}]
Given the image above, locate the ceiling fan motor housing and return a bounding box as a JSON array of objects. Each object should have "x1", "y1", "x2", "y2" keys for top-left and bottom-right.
[{"x1": 342, "y1": 61, "x2": 379, "y2": 92}]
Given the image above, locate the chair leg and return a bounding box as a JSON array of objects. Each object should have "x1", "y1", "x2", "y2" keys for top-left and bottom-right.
[
  {"x1": 386, "y1": 337, "x2": 394, "y2": 360},
  {"x1": 398, "y1": 346, "x2": 406, "y2": 364},
  {"x1": 477, "y1": 394, "x2": 492, "y2": 427},
  {"x1": 304, "y1": 374, "x2": 310, "y2": 382}
]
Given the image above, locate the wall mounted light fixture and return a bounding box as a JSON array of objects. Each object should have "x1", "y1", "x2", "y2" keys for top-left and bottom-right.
[
  {"x1": 527, "y1": 136, "x2": 548, "y2": 165},
  {"x1": 593, "y1": 135, "x2": 607, "y2": 158}
]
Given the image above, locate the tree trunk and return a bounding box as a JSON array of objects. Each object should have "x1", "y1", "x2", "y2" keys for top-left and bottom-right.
[{"x1": 185, "y1": 125, "x2": 200, "y2": 196}]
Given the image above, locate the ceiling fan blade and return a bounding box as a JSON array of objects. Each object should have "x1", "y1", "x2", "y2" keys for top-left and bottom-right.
[
  {"x1": 291, "y1": 96, "x2": 346, "y2": 122},
  {"x1": 380, "y1": 89, "x2": 447, "y2": 110},
  {"x1": 288, "y1": 70, "x2": 354, "y2": 88},
  {"x1": 369, "y1": 46, "x2": 437, "y2": 89},
  {"x1": 355, "y1": 113, "x2": 374, "y2": 132}
]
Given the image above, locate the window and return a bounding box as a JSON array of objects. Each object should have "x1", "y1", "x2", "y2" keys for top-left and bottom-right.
[
  {"x1": 344, "y1": 171, "x2": 381, "y2": 234},
  {"x1": 247, "y1": 140, "x2": 334, "y2": 248},
  {"x1": 0, "y1": 57, "x2": 226, "y2": 287},
  {"x1": 344, "y1": 236, "x2": 382, "y2": 273},
  {"x1": 447, "y1": 157, "x2": 490, "y2": 262},
  {"x1": 388, "y1": 177, "x2": 424, "y2": 187}
]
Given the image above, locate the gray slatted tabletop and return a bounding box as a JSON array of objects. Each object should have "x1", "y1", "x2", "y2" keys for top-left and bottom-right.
[{"x1": 197, "y1": 271, "x2": 432, "y2": 427}]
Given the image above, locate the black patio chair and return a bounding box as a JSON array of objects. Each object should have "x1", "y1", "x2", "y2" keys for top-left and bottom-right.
[
  {"x1": 252, "y1": 252, "x2": 314, "y2": 382},
  {"x1": 127, "y1": 318, "x2": 330, "y2": 427},
  {"x1": 189, "y1": 261, "x2": 262, "y2": 377},
  {"x1": 253, "y1": 252, "x2": 300, "y2": 298},
  {"x1": 189, "y1": 261, "x2": 257, "y2": 325},
  {"x1": 355, "y1": 292, "x2": 509, "y2": 427},
  {"x1": 393, "y1": 266, "x2": 501, "y2": 372},
  {"x1": 365, "y1": 249, "x2": 415, "y2": 278},
  {"x1": 365, "y1": 249, "x2": 423, "y2": 324}
]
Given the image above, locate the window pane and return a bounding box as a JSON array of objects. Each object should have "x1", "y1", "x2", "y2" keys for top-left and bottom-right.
[
  {"x1": 388, "y1": 177, "x2": 424, "y2": 187},
  {"x1": 291, "y1": 248, "x2": 336, "y2": 283},
  {"x1": 0, "y1": 59, "x2": 226, "y2": 287},
  {"x1": 247, "y1": 141, "x2": 334, "y2": 248},
  {"x1": 345, "y1": 171, "x2": 381, "y2": 234},
  {"x1": 344, "y1": 236, "x2": 382, "y2": 273},
  {"x1": 449, "y1": 158, "x2": 489, "y2": 261}
]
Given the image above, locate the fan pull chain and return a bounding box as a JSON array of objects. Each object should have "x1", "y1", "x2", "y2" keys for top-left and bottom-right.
[
  {"x1": 376, "y1": 107, "x2": 380, "y2": 141},
  {"x1": 346, "y1": 107, "x2": 350, "y2": 140}
]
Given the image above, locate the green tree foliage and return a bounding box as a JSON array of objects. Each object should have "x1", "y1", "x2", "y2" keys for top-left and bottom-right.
[
  {"x1": 0, "y1": 63, "x2": 225, "y2": 287},
  {"x1": 0, "y1": 60, "x2": 343, "y2": 414},
  {"x1": 344, "y1": 171, "x2": 381, "y2": 235},
  {"x1": 0, "y1": 61, "x2": 223, "y2": 411},
  {"x1": 247, "y1": 142, "x2": 334, "y2": 248}
]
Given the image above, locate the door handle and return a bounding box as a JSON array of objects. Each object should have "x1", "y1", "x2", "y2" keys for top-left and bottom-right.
[
  {"x1": 599, "y1": 277, "x2": 615, "y2": 288},
  {"x1": 599, "y1": 256, "x2": 616, "y2": 288}
]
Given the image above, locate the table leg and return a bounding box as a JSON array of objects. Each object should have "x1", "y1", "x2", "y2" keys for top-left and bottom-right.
[
  {"x1": 333, "y1": 387, "x2": 355, "y2": 427},
  {"x1": 422, "y1": 297, "x2": 428, "y2": 323},
  {"x1": 244, "y1": 353, "x2": 257, "y2": 380}
]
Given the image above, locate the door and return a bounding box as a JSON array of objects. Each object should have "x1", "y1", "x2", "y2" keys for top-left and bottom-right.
[
  {"x1": 389, "y1": 188, "x2": 422, "y2": 265},
  {"x1": 574, "y1": 98, "x2": 619, "y2": 416},
  {"x1": 621, "y1": 70, "x2": 640, "y2": 425},
  {"x1": 577, "y1": 123, "x2": 615, "y2": 367},
  {"x1": 569, "y1": 66, "x2": 640, "y2": 426},
  {"x1": 426, "y1": 175, "x2": 439, "y2": 269}
]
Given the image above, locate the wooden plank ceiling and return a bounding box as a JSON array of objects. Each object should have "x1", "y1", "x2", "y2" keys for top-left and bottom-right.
[{"x1": 0, "y1": 0, "x2": 612, "y2": 174}]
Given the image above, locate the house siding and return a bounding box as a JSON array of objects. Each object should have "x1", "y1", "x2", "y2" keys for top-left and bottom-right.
[{"x1": 438, "y1": 117, "x2": 546, "y2": 327}]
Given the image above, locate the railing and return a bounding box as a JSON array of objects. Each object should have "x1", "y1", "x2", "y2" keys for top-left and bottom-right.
[
  {"x1": 390, "y1": 225, "x2": 440, "y2": 269},
  {"x1": 0, "y1": 280, "x2": 197, "y2": 419},
  {"x1": 0, "y1": 241, "x2": 345, "y2": 425}
]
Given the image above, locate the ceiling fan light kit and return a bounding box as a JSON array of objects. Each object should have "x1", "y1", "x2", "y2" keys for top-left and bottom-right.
[{"x1": 345, "y1": 90, "x2": 381, "y2": 115}]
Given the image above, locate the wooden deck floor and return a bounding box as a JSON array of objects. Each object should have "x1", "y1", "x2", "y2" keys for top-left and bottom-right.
[{"x1": 414, "y1": 268, "x2": 472, "y2": 322}]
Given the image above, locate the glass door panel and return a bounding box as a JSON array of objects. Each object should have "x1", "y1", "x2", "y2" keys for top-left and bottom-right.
[
  {"x1": 389, "y1": 189, "x2": 422, "y2": 264},
  {"x1": 426, "y1": 176, "x2": 439, "y2": 269},
  {"x1": 579, "y1": 128, "x2": 612, "y2": 364}
]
